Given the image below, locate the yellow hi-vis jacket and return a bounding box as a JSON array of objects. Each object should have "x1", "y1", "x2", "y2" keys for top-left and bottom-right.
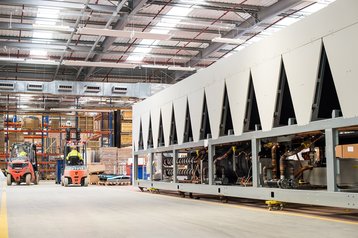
[{"x1": 66, "y1": 149, "x2": 83, "y2": 161}]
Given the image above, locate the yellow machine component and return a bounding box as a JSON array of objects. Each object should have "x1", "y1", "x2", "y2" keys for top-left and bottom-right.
[
  {"x1": 148, "y1": 187, "x2": 160, "y2": 194},
  {"x1": 265, "y1": 200, "x2": 284, "y2": 211}
]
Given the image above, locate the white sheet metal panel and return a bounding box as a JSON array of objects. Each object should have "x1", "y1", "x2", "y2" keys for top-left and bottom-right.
[
  {"x1": 173, "y1": 96, "x2": 187, "y2": 145},
  {"x1": 151, "y1": 107, "x2": 161, "y2": 148},
  {"x1": 141, "y1": 111, "x2": 151, "y2": 150},
  {"x1": 226, "y1": 69, "x2": 251, "y2": 135},
  {"x1": 188, "y1": 88, "x2": 205, "y2": 142},
  {"x1": 161, "y1": 102, "x2": 173, "y2": 147},
  {"x1": 251, "y1": 56, "x2": 281, "y2": 131},
  {"x1": 132, "y1": 115, "x2": 140, "y2": 151},
  {"x1": 323, "y1": 23, "x2": 358, "y2": 118},
  {"x1": 133, "y1": 0, "x2": 358, "y2": 141},
  {"x1": 205, "y1": 80, "x2": 225, "y2": 139},
  {"x1": 282, "y1": 40, "x2": 322, "y2": 125}
]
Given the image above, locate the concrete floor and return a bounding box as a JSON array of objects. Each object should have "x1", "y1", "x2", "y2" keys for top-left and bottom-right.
[{"x1": 0, "y1": 180, "x2": 357, "y2": 238}]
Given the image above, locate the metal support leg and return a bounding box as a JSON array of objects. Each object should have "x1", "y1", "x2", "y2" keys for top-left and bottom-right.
[
  {"x1": 208, "y1": 144, "x2": 214, "y2": 185},
  {"x1": 325, "y1": 128, "x2": 338, "y2": 192},
  {"x1": 173, "y1": 150, "x2": 178, "y2": 183},
  {"x1": 149, "y1": 153, "x2": 153, "y2": 181},
  {"x1": 133, "y1": 154, "x2": 138, "y2": 185},
  {"x1": 251, "y1": 138, "x2": 260, "y2": 187}
]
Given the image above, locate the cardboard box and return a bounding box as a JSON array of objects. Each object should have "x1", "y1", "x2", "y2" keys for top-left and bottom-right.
[
  {"x1": 121, "y1": 122, "x2": 132, "y2": 133},
  {"x1": 22, "y1": 116, "x2": 40, "y2": 130},
  {"x1": 88, "y1": 163, "x2": 105, "y2": 174},
  {"x1": 8, "y1": 133, "x2": 25, "y2": 146},
  {"x1": 121, "y1": 134, "x2": 132, "y2": 145},
  {"x1": 78, "y1": 116, "x2": 94, "y2": 131},
  {"x1": 50, "y1": 118, "x2": 60, "y2": 129},
  {"x1": 89, "y1": 174, "x2": 99, "y2": 184},
  {"x1": 122, "y1": 110, "x2": 132, "y2": 120},
  {"x1": 87, "y1": 141, "x2": 100, "y2": 148},
  {"x1": 342, "y1": 144, "x2": 358, "y2": 159}
]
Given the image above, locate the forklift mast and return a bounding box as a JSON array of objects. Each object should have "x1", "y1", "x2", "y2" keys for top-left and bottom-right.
[{"x1": 64, "y1": 128, "x2": 81, "y2": 158}]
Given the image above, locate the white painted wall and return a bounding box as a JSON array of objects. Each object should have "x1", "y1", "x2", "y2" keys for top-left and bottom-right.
[{"x1": 133, "y1": 0, "x2": 358, "y2": 151}]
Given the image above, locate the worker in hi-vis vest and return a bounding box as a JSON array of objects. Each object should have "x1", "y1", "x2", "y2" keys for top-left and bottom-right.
[{"x1": 66, "y1": 146, "x2": 83, "y2": 164}]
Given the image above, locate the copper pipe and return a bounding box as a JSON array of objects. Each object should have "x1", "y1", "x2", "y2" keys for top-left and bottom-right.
[
  {"x1": 279, "y1": 154, "x2": 286, "y2": 179},
  {"x1": 294, "y1": 165, "x2": 313, "y2": 179},
  {"x1": 214, "y1": 147, "x2": 233, "y2": 164},
  {"x1": 271, "y1": 144, "x2": 279, "y2": 179}
]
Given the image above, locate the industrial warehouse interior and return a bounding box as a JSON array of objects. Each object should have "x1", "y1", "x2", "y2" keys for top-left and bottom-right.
[{"x1": 0, "y1": 0, "x2": 358, "y2": 237}]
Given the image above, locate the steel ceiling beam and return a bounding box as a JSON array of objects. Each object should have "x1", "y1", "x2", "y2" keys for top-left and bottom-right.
[
  {"x1": 0, "y1": 71, "x2": 76, "y2": 81},
  {"x1": 0, "y1": 0, "x2": 121, "y2": 13},
  {"x1": 53, "y1": 0, "x2": 90, "y2": 80},
  {"x1": 0, "y1": 17, "x2": 232, "y2": 35},
  {"x1": 149, "y1": 0, "x2": 260, "y2": 13},
  {"x1": 84, "y1": 0, "x2": 147, "y2": 79},
  {"x1": 171, "y1": 0, "x2": 303, "y2": 82},
  {"x1": 0, "y1": 41, "x2": 209, "y2": 55},
  {"x1": 73, "y1": 0, "x2": 133, "y2": 81}
]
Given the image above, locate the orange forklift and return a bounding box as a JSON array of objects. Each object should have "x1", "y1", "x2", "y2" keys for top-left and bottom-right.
[
  {"x1": 61, "y1": 128, "x2": 89, "y2": 187},
  {"x1": 7, "y1": 142, "x2": 39, "y2": 185}
]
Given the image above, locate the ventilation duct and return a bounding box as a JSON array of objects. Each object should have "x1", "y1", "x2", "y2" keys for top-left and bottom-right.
[
  {"x1": 0, "y1": 82, "x2": 15, "y2": 90},
  {"x1": 27, "y1": 83, "x2": 43, "y2": 91},
  {"x1": 85, "y1": 85, "x2": 101, "y2": 93},
  {"x1": 58, "y1": 84, "x2": 73, "y2": 92},
  {"x1": 112, "y1": 86, "x2": 127, "y2": 94}
]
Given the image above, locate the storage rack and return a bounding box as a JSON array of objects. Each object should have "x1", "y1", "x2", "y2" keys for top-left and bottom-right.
[{"x1": 0, "y1": 113, "x2": 114, "y2": 178}]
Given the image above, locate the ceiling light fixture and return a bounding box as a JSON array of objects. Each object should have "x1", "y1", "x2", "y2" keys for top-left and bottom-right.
[
  {"x1": 141, "y1": 64, "x2": 168, "y2": 69},
  {"x1": 0, "y1": 57, "x2": 24, "y2": 62},
  {"x1": 50, "y1": 108, "x2": 113, "y2": 112},
  {"x1": 0, "y1": 57, "x2": 59, "y2": 65},
  {"x1": 33, "y1": 24, "x2": 72, "y2": 32},
  {"x1": 25, "y1": 59, "x2": 59, "y2": 65},
  {"x1": 212, "y1": 37, "x2": 246, "y2": 45},
  {"x1": 168, "y1": 66, "x2": 196, "y2": 71},
  {"x1": 62, "y1": 60, "x2": 138, "y2": 69},
  {"x1": 77, "y1": 27, "x2": 172, "y2": 40}
]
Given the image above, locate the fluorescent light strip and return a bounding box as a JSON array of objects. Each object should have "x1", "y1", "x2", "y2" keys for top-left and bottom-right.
[
  {"x1": 50, "y1": 108, "x2": 113, "y2": 112},
  {"x1": 62, "y1": 60, "x2": 138, "y2": 69},
  {"x1": 33, "y1": 24, "x2": 72, "y2": 32},
  {"x1": 0, "y1": 57, "x2": 24, "y2": 62},
  {"x1": 141, "y1": 64, "x2": 168, "y2": 69},
  {"x1": 0, "y1": 57, "x2": 59, "y2": 65},
  {"x1": 168, "y1": 66, "x2": 196, "y2": 71},
  {"x1": 77, "y1": 27, "x2": 172, "y2": 40},
  {"x1": 212, "y1": 37, "x2": 246, "y2": 45},
  {"x1": 25, "y1": 59, "x2": 59, "y2": 65}
]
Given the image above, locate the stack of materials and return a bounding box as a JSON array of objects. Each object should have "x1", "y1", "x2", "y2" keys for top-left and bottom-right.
[
  {"x1": 121, "y1": 110, "x2": 132, "y2": 147},
  {"x1": 49, "y1": 118, "x2": 60, "y2": 129},
  {"x1": 99, "y1": 147, "x2": 118, "y2": 174},
  {"x1": 22, "y1": 116, "x2": 41, "y2": 130},
  {"x1": 88, "y1": 163, "x2": 105, "y2": 185},
  {"x1": 87, "y1": 140, "x2": 100, "y2": 149},
  {"x1": 117, "y1": 146, "x2": 132, "y2": 175},
  {"x1": 8, "y1": 133, "x2": 24, "y2": 146},
  {"x1": 78, "y1": 116, "x2": 94, "y2": 131}
]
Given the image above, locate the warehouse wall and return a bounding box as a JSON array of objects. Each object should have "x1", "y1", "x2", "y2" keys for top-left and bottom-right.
[{"x1": 133, "y1": 0, "x2": 358, "y2": 151}]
